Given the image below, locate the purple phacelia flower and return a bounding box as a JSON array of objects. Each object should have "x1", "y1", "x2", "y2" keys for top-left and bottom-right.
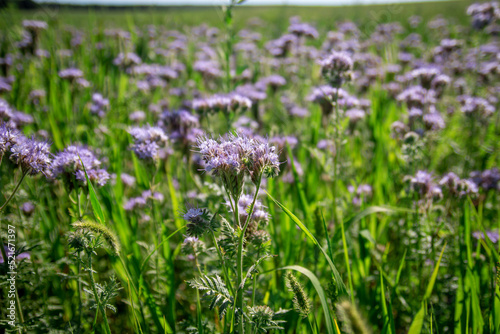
[
  {"x1": 58, "y1": 68, "x2": 84, "y2": 81},
  {"x1": 113, "y1": 52, "x2": 142, "y2": 68},
  {"x1": 0, "y1": 123, "x2": 21, "y2": 158},
  {"x1": 423, "y1": 112, "x2": 445, "y2": 131},
  {"x1": 192, "y1": 93, "x2": 252, "y2": 114},
  {"x1": 128, "y1": 125, "x2": 169, "y2": 161},
  {"x1": 51, "y1": 145, "x2": 109, "y2": 187},
  {"x1": 288, "y1": 22, "x2": 319, "y2": 39},
  {"x1": 10, "y1": 136, "x2": 51, "y2": 176},
  {"x1": 89, "y1": 93, "x2": 109, "y2": 118},
  {"x1": 120, "y1": 173, "x2": 136, "y2": 187},
  {"x1": 318, "y1": 51, "x2": 353, "y2": 86},
  {"x1": 196, "y1": 133, "x2": 280, "y2": 197},
  {"x1": 457, "y1": 95, "x2": 495, "y2": 117},
  {"x1": 470, "y1": 168, "x2": 500, "y2": 192}
]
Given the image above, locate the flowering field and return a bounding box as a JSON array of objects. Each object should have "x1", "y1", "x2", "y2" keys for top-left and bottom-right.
[{"x1": 0, "y1": 0, "x2": 499, "y2": 333}]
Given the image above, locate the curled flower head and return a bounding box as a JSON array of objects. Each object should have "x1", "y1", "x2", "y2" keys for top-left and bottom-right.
[
  {"x1": 318, "y1": 51, "x2": 353, "y2": 87},
  {"x1": 128, "y1": 125, "x2": 169, "y2": 161},
  {"x1": 22, "y1": 20, "x2": 48, "y2": 32},
  {"x1": 195, "y1": 133, "x2": 280, "y2": 198},
  {"x1": 228, "y1": 193, "x2": 270, "y2": 229},
  {"x1": 0, "y1": 123, "x2": 21, "y2": 158},
  {"x1": 10, "y1": 136, "x2": 51, "y2": 176},
  {"x1": 467, "y1": 1, "x2": 499, "y2": 29},
  {"x1": 457, "y1": 95, "x2": 495, "y2": 118},
  {"x1": 51, "y1": 145, "x2": 109, "y2": 188},
  {"x1": 123, "y1": 190, "x2": 164, "y2": 211},
  {"x1": 182, "y1": 206, "x2": 216, "y2": 237},
  {"x1": 58, "y1": 68, "x2": 84, "y2": 81},
  {"x1": 409, "y1": 170, "x2": 442, "y2": 202},
  {"x1": 89, "y1": 93, "x2": 109, "y2": 118},
  {"x1": 192, "y1": 93, "x2": 252, "y2": 115}
]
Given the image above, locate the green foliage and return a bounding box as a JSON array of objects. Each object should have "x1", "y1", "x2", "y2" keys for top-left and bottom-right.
[
  {"x1": 188, "y1": 274, "x2": 234, "y2": 320},
  {"x1": 247, "y1": 305, "x2": 286, "y2": 333}
]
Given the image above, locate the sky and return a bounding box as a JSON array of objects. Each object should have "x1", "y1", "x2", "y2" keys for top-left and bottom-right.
[{"x1": 34, "y1": 0, "x2": 446, "y2": 6}]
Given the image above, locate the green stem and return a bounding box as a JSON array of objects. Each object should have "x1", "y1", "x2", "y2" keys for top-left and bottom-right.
[
  {"x1": 0, "y1": 171, "x2": 28, "y2": 213},
  {"x1": 194, "y1": 252, "x2": 204, "y2": 334},
  {"x1": 332, "y1": 87, "x2": 340, "y2": 226},
  {"x1": 77, "y1": 187, "x2": 82, "y2": 220},
  {"x1": 210, "y1": 230, "x2": 234, "y2": 295},
  {"x1": 251, "y1": 246, "x2": 261, "y2": 307},
  {"x1": 236, "y1": 174, "x2": 263, "y2": 334},
  {"x1": 87, "y1": 252, "x2": 112, "y2": 334},
  {"x1": 77, "y1": 252, "x2": 83, "y2": 331}
]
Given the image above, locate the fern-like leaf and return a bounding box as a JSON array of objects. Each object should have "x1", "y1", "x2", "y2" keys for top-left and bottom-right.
[{"x1": 188, "y1": 274, "x2": 234, "y2": 320}]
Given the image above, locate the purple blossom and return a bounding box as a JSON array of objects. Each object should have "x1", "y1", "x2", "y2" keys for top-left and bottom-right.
[
  {"x1": 192, "y1": 93, "x2": 252, "y2": 114},
  {"x1": 288, "y1": 22, "x2": 319, "y2": 39},
  {"x1": 129, "y1": 110, "x2": 146, "y2": 122},
  {"x1": 0, "y1": 123, "x2": 21, "y2": 157},
  {"x1": 113, "y1": 52, "x2": 142, "y2": 68},
  {"x1": 51, "y1": 145, "x2": 109, "y2": 187},
  {"x1": 128, "y1": 125, "x2": 169, "y2": 160},
  {"x1": 423, "y1": 112, "x2": 445, "y2": 131},
  {"x1": 457, "y1": 95, "x2": 495, "y2": 117},
  {"x1": 0, "y1": 246, "x2": 30, "y2": 264},
  {"x1": 123, "y1": 189, "x2": 164, "y2": 211},
  {"x1": 410, "y1": 170, "x2": 442, "y2": 200},
  {"x1": 22, "y1": 20, "x2": 48, "y2": 31},
  {"x1": 58, "y1": 68, "x2": 84, "y2": 81},
  {"x1": 120, "y1": 173, "x2": 136, "y2": 187},
  {"x1": 196, "y1": 133, "x2": 280, "y2": 190},
  {"x1": 470, "y1": 169, "x2": 500, "y2": 192},
  {"x1": 21, "y1": 202, "x2": 35, "y2": 216},
  {"x1": 472, "y1": 230, "x2": 499, "y2": 243},
  {"x1": 467, "y1": 1, "x2": 499, "y2": 29},
  {"x1": 193, "y1": 60, "x2": 223, "y2": 78},
  {"x1": 89, "y1": 93, "x2": 109, "y2": 118},
  {"x1": 318, "y1": 51, "x2": 353, "y2": 86},
  {"x1": 10, "y1": 136, "x2": 51, "y2": 176}
]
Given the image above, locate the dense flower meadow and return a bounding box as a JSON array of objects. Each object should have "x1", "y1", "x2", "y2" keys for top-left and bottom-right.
[{"x1": 0, "y1": 1, "x2": 499, "y2": 333}]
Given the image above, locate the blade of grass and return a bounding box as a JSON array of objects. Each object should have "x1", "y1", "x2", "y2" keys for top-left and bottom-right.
[
  {"x1": 279, "y1": 265, "x2": 336, "y2": 334},
  {"x1": 79, "y1": 156, "x2": 105, "y2": 224},
  {"x1": 408, "y1": 243, "x2": 447, "y2": 334},
  {"x1": 266, "y1": 191, "x2": 348, "y2": 296}
]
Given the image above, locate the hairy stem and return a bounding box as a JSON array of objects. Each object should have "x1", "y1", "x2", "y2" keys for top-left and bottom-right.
[
  {"x1": 87, "y1": 252, "x2": 112, "y2": 334},
  {"x1": 0, "y1": 171, "x2": 28, "y2": 213},
  {"x1": 236, "y1": 174, "x2": 263, "y2": 334}
]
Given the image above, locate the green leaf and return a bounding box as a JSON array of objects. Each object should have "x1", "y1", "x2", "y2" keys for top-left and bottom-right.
[
  {"x1": 280, "y1": 265, "x2": 334, "y2": 334},
  {"x1": 266, "y1": 191, "x2": 347, "y2": 296},
  {"x1": 423, "y1": 243, "x2": 446, "y2": 300},
  {"x1": 140, "y1": 226, "x2": 185, "y2": 274},
  {"x1": 408, "y1": 243, "x2": 446, "y2": 334},
  {"x1": 79, "y1": 156, "x2": 105, "y2": 224},
  {"x1": 335, "y1": 205, "x2": 409, "y2": 241},
  {"x1": 408, "y1": 305, "x2": 426, "y2": 334}
]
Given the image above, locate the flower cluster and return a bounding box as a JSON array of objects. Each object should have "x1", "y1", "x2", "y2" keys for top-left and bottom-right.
[
  {"x1": 409, "y1": 170, "x2": 443, "y2": 201},
  {"x1": 51, "y1": 145, "x2": 109, "y2": 187},
  {"x1": 0, "y1": 123, "x2": 21, "y2": 159},
  {"x1": 182, "y1": 206, "x2": 217, "y2": 238},
  {"x1": 192, "y1": 93, "x2": 252, "y2": 115},
  {"x1": 196, "y1": 133, "x2": 280, "y2": 198},
  {"x1": 10, "y1": 136, "x2": 51, "y2": 176},
  {"x1": 124, "y1": 190, "x2": 164, "y2": 211},
  {"x1": 89, "y1": 93, "x2": 109, "y2": 118},
  {"x1": 439, "y1": 172, "x2": 479, "y2": 197},
  {"x1": 128, "y1": 125, "x2": 169, "y2": 161},
  {"x1": 318, "y1": 51, "x2": 353, "y2": 87},
  {"x1": 467, "y1": 1, "x2": 499, "y2": 30},
  {"x1": 159, "y1": 110, "x2": 203, "y2": 149}
]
